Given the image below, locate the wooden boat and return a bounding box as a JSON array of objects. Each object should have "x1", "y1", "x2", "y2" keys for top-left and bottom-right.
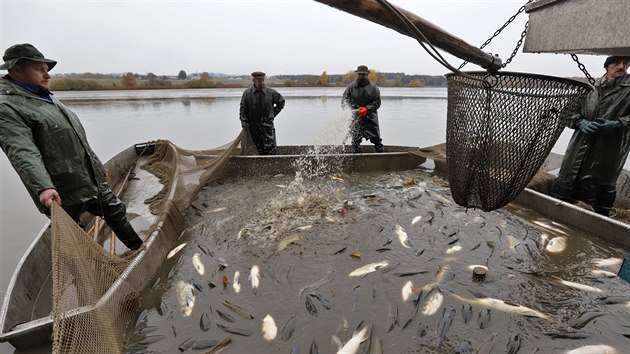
[
  {"x1": 0, "y1": 141, "x2": 184, "y2": 349},
  {"x1": 2, "y1": 139, "x2": 630, "y2": 349},
  {"x1": 0, "y1": 141, "x2": 429, "y2": 349}
]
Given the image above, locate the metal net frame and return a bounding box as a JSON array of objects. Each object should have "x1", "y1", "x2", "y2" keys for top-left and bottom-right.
[{"x1": 446, "y1": 71, "x2": 591, "y2": 211}]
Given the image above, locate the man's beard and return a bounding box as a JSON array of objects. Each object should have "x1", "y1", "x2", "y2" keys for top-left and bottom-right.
[{"x1": 357, "y1": 78, "x2": 370, "y2": 86}]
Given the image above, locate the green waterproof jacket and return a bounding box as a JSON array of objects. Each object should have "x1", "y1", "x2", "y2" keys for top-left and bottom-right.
[
  {"x1": 558, "y1": 74, "x2": 630, "y2": 185},
  {"x1": 0, "y1": 77, "x2": 108, "y2": 214}
]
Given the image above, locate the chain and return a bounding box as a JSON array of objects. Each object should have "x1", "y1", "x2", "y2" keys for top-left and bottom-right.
[
  {"x1": 459, "y1": 0, "x2": 535, "y2": 70},
  {"x1": 571, "y1": 54, "x2": 596, "y2": 85}
]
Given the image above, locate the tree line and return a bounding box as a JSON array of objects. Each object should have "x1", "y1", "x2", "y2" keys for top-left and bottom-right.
[{"x1": 48, "y1": 69, "x2": 451, "y2": 91}]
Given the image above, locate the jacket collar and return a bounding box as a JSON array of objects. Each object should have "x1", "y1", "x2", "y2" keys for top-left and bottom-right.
[{"x1": 1, "y1": 75, "x2": 54, "y2": 102}]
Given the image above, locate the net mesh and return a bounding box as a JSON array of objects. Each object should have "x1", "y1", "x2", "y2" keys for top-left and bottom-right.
[
  {"x1": 445, "y1": 71, "x2": 591, "y2": 211},
  {"x1": 51, "y1": 131, "x2": 256, "y2": 353}
]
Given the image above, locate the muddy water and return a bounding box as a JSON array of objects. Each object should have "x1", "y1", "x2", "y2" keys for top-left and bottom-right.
[{"x1": 125, "y1": 161, "x2": 630, "y2": 353}]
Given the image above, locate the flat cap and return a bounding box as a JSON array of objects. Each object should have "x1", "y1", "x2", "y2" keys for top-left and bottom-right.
[
  {"x1": 604, "y1": 56, "x2": 630, "y2": 68},
  {"x1": 354, "y1": 65, "x2": 369, "y2": 73},
  {"x1": 251, "y1": 71, "x2": 266, "y2": 78}
]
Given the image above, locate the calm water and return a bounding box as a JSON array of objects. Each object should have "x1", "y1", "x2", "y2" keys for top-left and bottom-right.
[{"x1": 0, "y1": 86, "x2": 618, "y2": 352}]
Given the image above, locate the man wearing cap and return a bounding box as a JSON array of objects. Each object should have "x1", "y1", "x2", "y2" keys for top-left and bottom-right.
[
  {"x1": 239, "y1": 71, "x2": 285, "y2": 155},
  {"x1": 551, "y1": 56, "x2": 630, "y2": 217},
  {"x1": 342, "y1": 65, "x2": 383, "y2": 153},
  {"x1": 0, "y1": 43, "x2": 143, "y2": 250}
]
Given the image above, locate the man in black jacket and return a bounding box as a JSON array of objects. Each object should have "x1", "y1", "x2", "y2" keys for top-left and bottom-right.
[
  {"x1": 342, "y1": 65, "x2": 383, "y2": 153},
  {"x1": 551, "y1": 56, "x2": 630, "y2": 216},
  {"x1": 239, "y1": 71, "x2": 285, "y2": 155}
]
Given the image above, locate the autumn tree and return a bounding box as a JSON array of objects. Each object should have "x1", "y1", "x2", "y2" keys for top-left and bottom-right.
[
  {"x1": 319, "y1": 71, "x2": 329, "y2": 86},
  {"x1": 341, "y1": 71, "x2": 355, "y2": 85},
  {"x1": 121, "y1": 72, "x2": 137, "y2": 87}
]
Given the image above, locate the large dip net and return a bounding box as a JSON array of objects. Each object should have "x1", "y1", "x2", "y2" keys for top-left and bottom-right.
[
  {"x1": 50, "y1": 131, "x2": 256, "y2": 353},
  {"x1": 445, "y1": 71, "x2": 591, "y2": 211}
]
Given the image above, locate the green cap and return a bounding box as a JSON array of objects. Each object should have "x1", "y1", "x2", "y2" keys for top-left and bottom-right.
[
  {"x1": 251, "y1": 71, "x2": 266, "y2": 78},
  {"x1": 0, "y1": 43, "x2": 57, "y2": 71}
]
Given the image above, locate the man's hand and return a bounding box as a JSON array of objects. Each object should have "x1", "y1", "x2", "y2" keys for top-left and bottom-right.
[
  {"x1": 593, "y1": 118, "x2": 622, "y2": 134},
  {"x1": 358, "y1": 107, "x2": 368, "y2": 117},
  {"x1": 39, "y1": 189, "x2": 61, "y2": 208},
  {"x1": 575, "y1": 119, "x2": 599, "y2": 135}
]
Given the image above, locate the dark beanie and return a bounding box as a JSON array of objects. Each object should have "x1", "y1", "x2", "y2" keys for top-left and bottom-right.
[{"x1": 604, "y1": 56, "x2": 630, "y2": 68}]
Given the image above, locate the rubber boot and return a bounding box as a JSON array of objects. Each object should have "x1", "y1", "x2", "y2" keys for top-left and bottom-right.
[
  {"x1": 112, "y1": 222, "x2": 143, "y2": 250},
  {"x1": 374, "y1": 142, "x2": 384, "y2": 153},
  {"x1": 594, "y1": 207, "x2": 612, "y2": 217}
]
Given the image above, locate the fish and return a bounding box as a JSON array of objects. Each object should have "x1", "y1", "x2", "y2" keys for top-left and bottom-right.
[
  {"x1": 566, "y1": 345, "x2": 618, "y2": 354},
  {"x1": 177, "y1": 337, "x2": 196, "y2": 352},
  {"x1": 333, "y1": 247, "x2": 348, "y2": 255},
  {"x1": 386, "y1": 300, "x2": 398, "y2": 333},
  {"x1": 591, "y1": 258, "x2": 622, "y2": 268},
  {"x1": 189, "y1": 278, "x2": 203, "y2": 292},
  {"x1": 451, "y1": 293, "x2": 550, "y2": 320},
  {"x1": 299, "y1": 269, "x2": 335, "y2": 298},
  {"x1": 401, "y1": 280, "x2": 414, "y2": 302},
  {"x1": 216, "y1": 323, "x2": 253, "y2": 336},
  {"x1": 372, "y1": 337, "x2": 383, "y2": 354},
  {"x1": 451, "y1": 340, "x2": 474, "y2": 354},
  {"x1": 280, "y1": 314, "x2": 298, "y2": 341},
  {"x1": 308, "y1": 293, "x2": 333, "y2": 310},
  {"x1": 461, "y1": 303, "x2": 473, "y2": 323},
  {"x1": 167, "y1": 243, "x2": 187, "y2": 259},
  {"x1": 421, "y1": 288, "x2": 443, "y2": 316},
  {"x1": 192, "y1": 339, "x2": 219, "y2": 350},
  {"x1": 200, "y1": 312, "x2": 211, "y2": 331},
  {"x1": 310, "y1": 338, "x2": 319, "y2": 354},
  {"x1": 204, "y1": 337, "x2": 232, "y2": 353},
  {"x1": 445, "y1": 245, "x2": 462, "y2": 254},
  {"x1": 222, "y1": 299, "x2": 254, "y2": 319},
  {"x1": 336, "y1": 325, "x2": 369, "y2": 354},
  {"x1": 197, "y1": 244, "x2": 211, "y2": 256},
  {"x1": 349, "y1": 261, "x2": 389, "y2": 277},
  {"x1": 395, "y1": 225, "x2": 411, "y2": 248},
  {"x1": 545, "y1": 237, "x2": 567, "y2": 253},
  {"x1": 588, "y1": 269, "x2": 617, "y2": 278},
  {"x1": 278, "y1": 234, "x2": 300, "y2": 252},
  {"x1": 175, "y1": 280, "x2": 195, "y2": 317},
  {"x1": 436, "y1": 305, "x2": 455, "y2": 346},
  {"x1": 416, "y1": 321, "x2": 429, "y2": 338},
  {"x1": 306, "y1": 296, "x2": 318, "y2": 317},
  {"x1": 476, "y1": 332, "x2": 498, "y2": 354},
  {"x1": 568, "y1": 311, "x2": 608, "y2": 329},
  {"x1": 249, "y1": 264, "x2": 261, "y2": 290},
  {"x1": 352, "y1": 285, "x2": 360, "y2": 310},
  {"x1": 233, "y1": 270, "x2": 241, "y2": 293},
  {"x1": 411, "y1": 215, "x2": 422, "y2": 225},
  {"x1": 551, "y1": 276, "x2": 602, "y2": 293},
  {"x1": 261, "y1": 314, "x2": 277, "y2": 341},
  {"x1": 506, "y1": 333, "x2": 522, "y2": 354},
  {"x1": 477, "y1": 309, "x2": 491, "y2": 329},
  {"x1": 434, "y1": 264, "x2": 456, "y2": 284},
  {"x1": 216, "y1": 310, "x2": 235, "y2": 323},
  {"x1": 192, "y1": 252, "x2": 205, "y2": 275},
  {"x1": 595, "y1": 295, "x2": 630, "y2": 305}
]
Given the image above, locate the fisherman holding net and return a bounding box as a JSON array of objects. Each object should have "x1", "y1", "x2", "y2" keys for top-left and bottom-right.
[
  {"x1": 551, "y1": 56, "x2": 630, "y2": 217},
  {"x1": 0, "y1": 43, "x2": 143, "y2": 250}
]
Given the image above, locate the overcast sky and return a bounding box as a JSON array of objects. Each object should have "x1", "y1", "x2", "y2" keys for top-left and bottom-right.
[{"x1": 1, "y1": 0, "x2": 607, "y2": 78}]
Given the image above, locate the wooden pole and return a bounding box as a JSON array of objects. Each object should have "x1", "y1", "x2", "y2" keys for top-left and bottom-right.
[{"x1": 313, "y1": 0, "x2": 502, "y2": 72}]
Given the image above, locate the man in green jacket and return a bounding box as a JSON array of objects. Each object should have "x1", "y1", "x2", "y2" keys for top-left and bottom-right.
[
  {"x1": 551, "y1": 56, "x2": 630, "y2": 217},
  {"x1": 0, "y1": 43, "x2": 143, "y2": 250}
]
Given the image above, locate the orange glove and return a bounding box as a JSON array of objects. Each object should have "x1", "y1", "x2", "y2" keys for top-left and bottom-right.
[{"x1": 358, "y1": 107, "x2": 368, "y2": 117}]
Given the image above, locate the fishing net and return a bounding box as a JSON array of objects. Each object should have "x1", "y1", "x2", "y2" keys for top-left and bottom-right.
[
  {"x1": 445, "y1": 71, "x2": 591, "y2": 211},
  {"x1": 50, "y1": 131, "x2": 256, "y2": 353}
]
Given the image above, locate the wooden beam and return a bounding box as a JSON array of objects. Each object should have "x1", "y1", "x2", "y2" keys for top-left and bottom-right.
[{"x1": 314, "y1": 0, "x2": 502, "y2": 72}]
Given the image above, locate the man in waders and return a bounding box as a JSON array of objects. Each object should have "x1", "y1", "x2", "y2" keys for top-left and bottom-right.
[
  {"x1": 0, "y1": 43, "x2": 143, "y2": 250},
  {"x1": 342, "y1": 65, "x2": 383, "y2": 153},
  {"x1": 551, "y1": 56, "x2": 630, "y2": 217},
  {"x1": 239, "y1": 71, "x2": 285, "y2": 155}
]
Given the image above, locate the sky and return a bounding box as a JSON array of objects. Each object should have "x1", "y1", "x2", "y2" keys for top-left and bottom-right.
[{"x1": 0, "y1": 0, "x2": 608, "y2": 78}]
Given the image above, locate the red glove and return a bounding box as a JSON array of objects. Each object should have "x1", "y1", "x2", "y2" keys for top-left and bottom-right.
[{"x1": 358, "y1": 107, "x2": 368, "y2": 117}]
